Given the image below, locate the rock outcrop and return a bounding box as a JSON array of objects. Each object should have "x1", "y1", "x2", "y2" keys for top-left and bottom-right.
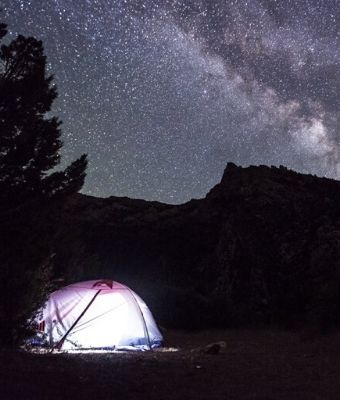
[{"x1": 53, "y1": 164, "x2": 340, "y2": 328}]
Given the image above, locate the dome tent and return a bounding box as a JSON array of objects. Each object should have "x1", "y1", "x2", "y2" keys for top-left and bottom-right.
[{"x1": 34, "y1": 280, "x2": 163, "y2": 351}]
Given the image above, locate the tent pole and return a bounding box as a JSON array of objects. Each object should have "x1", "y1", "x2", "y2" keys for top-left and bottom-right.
[{"x1": 54, "y1": 289, "x2": 102, "y2": 351}]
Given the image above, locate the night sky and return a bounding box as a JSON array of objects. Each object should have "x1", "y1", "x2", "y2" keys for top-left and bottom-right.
[{"x1": 2, "y1": 1, "x2": 340, "y2": 203}]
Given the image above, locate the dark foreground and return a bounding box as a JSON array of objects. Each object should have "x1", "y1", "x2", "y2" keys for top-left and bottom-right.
[{"x1": 1, "y1": 329, "x2": 340, "y2": 400}]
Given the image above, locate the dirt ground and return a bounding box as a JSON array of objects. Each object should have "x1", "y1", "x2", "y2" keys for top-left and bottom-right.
[{"x1": 1, "y1": 329, "x2": 340, "y2": 400}]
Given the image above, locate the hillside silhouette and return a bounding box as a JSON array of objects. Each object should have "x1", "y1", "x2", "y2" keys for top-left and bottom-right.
[{"x1": 53, "y1": 163, "x2": 340, "y2": 329}]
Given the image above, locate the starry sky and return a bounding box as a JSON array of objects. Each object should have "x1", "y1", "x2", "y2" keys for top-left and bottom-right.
[{"x1": 2, "y1": 1, "x2": 340, "y2": 203}]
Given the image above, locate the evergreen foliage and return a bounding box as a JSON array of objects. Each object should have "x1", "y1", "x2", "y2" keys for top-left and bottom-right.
[{"x1": 0, "y1": 25, "x2": 87, "y2": 347}]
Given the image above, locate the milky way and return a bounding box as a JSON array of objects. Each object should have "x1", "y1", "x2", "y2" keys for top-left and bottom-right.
[{"x1": 2, "y1": 1, "x2": 340, "y2": 203}]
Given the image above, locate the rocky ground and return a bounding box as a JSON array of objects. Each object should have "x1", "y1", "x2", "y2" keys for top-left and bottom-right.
[{"x1": 1, "y1": 329, "x2": 340, "y2": 400}]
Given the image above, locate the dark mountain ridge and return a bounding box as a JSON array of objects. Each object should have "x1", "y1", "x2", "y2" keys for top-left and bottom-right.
[{"x1": 54, "y1": 163, "x2": 340, "y2": 328}]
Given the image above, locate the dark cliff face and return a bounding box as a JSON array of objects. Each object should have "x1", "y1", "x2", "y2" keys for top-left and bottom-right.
[{"x1": 54, "y1": 164, "x2": 340, "y2": 328}]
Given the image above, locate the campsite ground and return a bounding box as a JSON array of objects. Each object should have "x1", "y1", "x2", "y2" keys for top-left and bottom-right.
[{"x1": 1, "y1": 329, "x2": 340, "y2": 400}]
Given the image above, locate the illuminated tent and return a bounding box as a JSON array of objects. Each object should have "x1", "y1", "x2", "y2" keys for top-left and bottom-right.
[{"x1": 34, "y1": 280, "x2": 163, "y2": 351}]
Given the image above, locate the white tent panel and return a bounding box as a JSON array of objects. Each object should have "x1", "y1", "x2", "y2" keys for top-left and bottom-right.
[{"x1": 36, "y1": 280, "x2": 163, "y2": 350}]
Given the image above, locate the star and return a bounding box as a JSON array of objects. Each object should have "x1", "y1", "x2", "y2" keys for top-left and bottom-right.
[{"x1": 3, "y1": 1, "x2": 340, "y2": 203}]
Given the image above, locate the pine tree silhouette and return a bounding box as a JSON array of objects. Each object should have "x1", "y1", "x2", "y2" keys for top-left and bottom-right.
[
  {"x1": 0, "y1": 33, "x2": 87, "y2": 206},
  {"x1": 0, "y1": 25, "x2": 88, "y2": 346}
]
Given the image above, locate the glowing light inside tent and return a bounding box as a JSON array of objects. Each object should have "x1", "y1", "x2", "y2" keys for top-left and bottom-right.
[
  {"x1": 33, "y1": 280, "x2": 163, "y2": 351},
  {"x1": 63, "y1": 292, "x2": 130, "y2": 349}
]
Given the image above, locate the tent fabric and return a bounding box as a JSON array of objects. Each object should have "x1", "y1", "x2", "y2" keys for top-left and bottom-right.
[{"x1": 34, "y1": 280, "x2": 163, "y2": 350}]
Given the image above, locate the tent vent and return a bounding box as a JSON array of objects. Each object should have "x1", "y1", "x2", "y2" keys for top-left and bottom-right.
[{"x1": 92, "y1": 280, "x2": 113, "y2": 289}]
